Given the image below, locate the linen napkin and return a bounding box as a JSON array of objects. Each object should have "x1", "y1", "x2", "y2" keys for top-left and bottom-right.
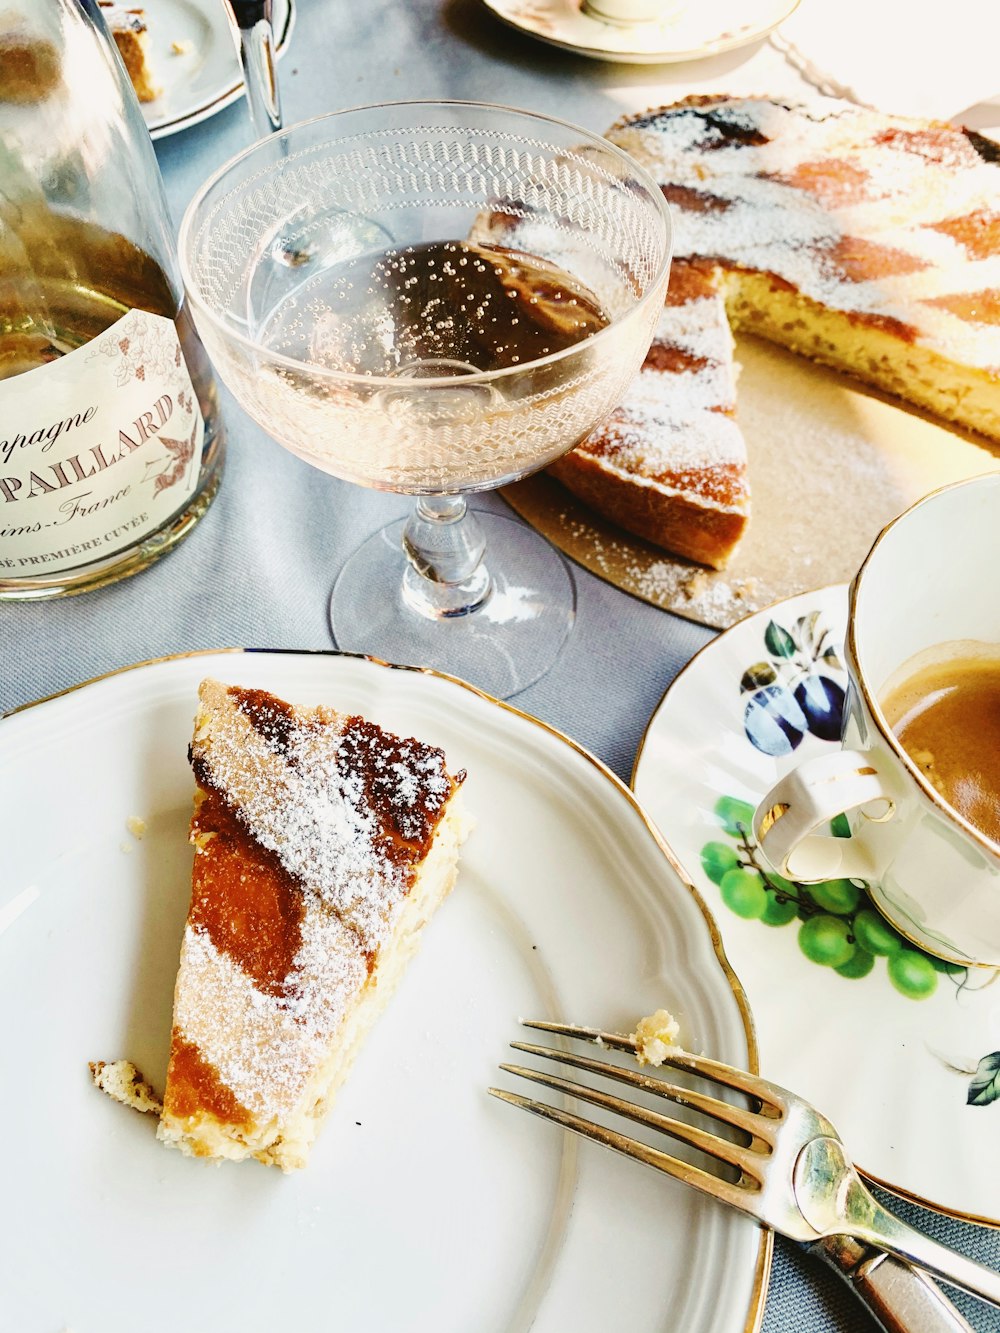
[{"x1": 770, "y1": 0, "x2": 1000, "y2": 121}]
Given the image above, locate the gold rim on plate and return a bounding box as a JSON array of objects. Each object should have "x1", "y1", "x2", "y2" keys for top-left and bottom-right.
[{"x1": 5, "y1": 644, "x2": 772, "y2": 1330}]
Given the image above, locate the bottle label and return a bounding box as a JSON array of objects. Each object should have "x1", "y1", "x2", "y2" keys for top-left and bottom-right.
[{"x1": 0, "y1": 307, "x2": 205, "y2": 576}]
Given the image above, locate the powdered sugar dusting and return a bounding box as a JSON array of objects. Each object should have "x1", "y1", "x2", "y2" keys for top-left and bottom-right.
[
  {"x1": 336, "y1": 721, "x2": 451, "y2": 845},
  {"x1": 174, "y1": 916, "x2": 368, "y2": 1124},
  {"x1": 196, "y1": 689, "x2": 455, "y2": 953},
  {"x1": 655, "y1": 293, "x2": 738, "y2": 379},
  {"x1": 553, "y1": 510, "x2": 758, "y2": 621},
  {"x1": 611, "y1": 97, "x2": 1000, "y2": 369},
  {"x1": 627, "y1": 557, "x2": 758, "y2": 619},
  {"x1": 207, "y1": 720, "x2": 401, "y2": 950},
  {"x1": 582, "y1": 270, "x2": 748, "y2": 502},
  {"x1": 596, "y1": 410, "x2": 747, "y2": 504}
]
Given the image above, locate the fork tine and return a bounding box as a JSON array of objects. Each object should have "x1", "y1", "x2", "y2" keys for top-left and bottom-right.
[
  {"x1": 520, "y1": 1019, "x2": 783, "y2": 1108},
  {"x1": 500, "y1": 1062, "x2": 758, "y2": 1175},
  {"x1": 489, "y1": 1087, "x2": 758, "y2": 1217},
  {"x1": 510, "y1": 1040, "x2": 765, "y2": 1140},
  {"x1": 521, "y1": 1018, "x2": 638, "y2": 1053}
]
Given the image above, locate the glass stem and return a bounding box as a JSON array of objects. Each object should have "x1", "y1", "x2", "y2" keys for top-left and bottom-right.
[{"x1": 401, "y1": 496, "x2": 492, "y2": 620}]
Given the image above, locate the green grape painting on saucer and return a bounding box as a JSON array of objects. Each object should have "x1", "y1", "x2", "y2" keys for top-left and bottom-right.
[
  {"x1": 702, "y1": 796, "x2": 960, "y2": 1000},
  {"x1": 706, "y1": 610, "x2": 970, "y2": 1001}
]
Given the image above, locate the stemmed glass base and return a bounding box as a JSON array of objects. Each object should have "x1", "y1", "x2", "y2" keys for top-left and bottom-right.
[{"x1": 329, "y1": 506, "x2": 576, "y2": 699}]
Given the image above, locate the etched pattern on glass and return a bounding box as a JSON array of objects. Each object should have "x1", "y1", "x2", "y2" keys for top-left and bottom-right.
[{"x1": 187, "y1": 122, "x2": 668, "y2": 493}]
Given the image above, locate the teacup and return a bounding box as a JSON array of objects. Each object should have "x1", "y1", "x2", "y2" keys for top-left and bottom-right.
[{"x1": 752, "y1": 473, "x2": 1000, "y2": 967}]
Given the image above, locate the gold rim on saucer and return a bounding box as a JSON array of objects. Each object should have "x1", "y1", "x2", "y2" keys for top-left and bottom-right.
[{"x1": 478, "y1": 0, "x2": 799, "y2": 65}]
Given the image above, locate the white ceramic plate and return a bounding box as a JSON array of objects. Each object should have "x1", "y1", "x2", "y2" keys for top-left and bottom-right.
[
  {"x1": 633, "y1": 586, "x2": 1000, "y2": 1225},
  {"x1": 2, "y1": 650, "x2": 766, "y2": 1333},
  {"x1": 479, "y1": 0, "x2": 798, "y2": 64},
  {"x1": 139, "y1": 0, "x2": 294, "y2": 140}
]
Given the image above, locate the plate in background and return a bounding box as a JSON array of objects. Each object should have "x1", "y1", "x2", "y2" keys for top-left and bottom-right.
[
  {"x1": 137, "y1": 0, "x2": 294, "y2": 140},
  {"x1": 479, "y1": 0, "x2": 798, "y2": 64},
  {"x1": 633, "y1": 585, "x2": 1000, "y2": 1224}
]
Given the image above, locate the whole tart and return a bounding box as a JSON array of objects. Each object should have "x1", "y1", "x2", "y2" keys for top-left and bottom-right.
[
  {"x1": 538, "y1": 95, "x2": 1000, "y2": 569},
  {"x1": 609, "y1": 95, "x2": 1000, "y2": 444},
  {"x1": 157, "y1": 679, "x2": 470, "y2": 1171}
]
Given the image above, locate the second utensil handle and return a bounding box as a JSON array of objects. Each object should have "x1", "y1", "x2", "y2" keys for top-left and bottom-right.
[
  {"x1": 226, "y1": 0, "x2": 283, "y2": 139},
  {"x1": 812, "y1": 1235, "x2": 975, "y2": 1333}
]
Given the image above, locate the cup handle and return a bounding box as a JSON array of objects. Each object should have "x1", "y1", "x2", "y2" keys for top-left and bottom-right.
[{"x1": 752, "y1": 749, "x2": 896, "y2": 882}]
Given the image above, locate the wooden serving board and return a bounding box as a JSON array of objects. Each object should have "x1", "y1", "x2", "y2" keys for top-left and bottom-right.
[{"x1": 502, "y1": 332, "x2": 1000, "y2": 629}]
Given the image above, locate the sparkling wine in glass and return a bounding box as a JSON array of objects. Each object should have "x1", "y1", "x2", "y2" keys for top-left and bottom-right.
[{"x1": 180, "y1": 101, "x2": 671, "y2": 696}]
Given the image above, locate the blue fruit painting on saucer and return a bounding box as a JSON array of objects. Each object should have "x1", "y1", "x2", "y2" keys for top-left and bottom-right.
[{"x1": 741, "y1": 612, "x2": 846, "y2": 755}]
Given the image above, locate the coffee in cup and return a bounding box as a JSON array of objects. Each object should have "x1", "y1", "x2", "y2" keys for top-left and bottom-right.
[{"x1": 881, "y1": 645, "x2": 1000, "y2": 847}]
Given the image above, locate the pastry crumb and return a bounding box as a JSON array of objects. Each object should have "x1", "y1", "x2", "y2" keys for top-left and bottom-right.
[
  {"x1": 90, "y1": 1059, "x2": 162, "y2": 1117},
  {"x1": 630, "y1": 1009, "x2": 680, "y2": 1067},
  {"x1": 170, "y1": 37, "x2": 193, "y2": 54},
  {"x1": 126, "y1": 815, "x2": 147, "y2": 839},
  {"x1": 683, "y1": 571, "x2": 709, "y2": 601}
]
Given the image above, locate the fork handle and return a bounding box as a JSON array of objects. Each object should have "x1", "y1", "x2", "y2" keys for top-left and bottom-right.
[
  {"x1": 797, "y1": 1138, "x2": 1000, "y2": 1310},
  {"x1": 811, "y1": 1236, "x2": 975, "y2": 1333},
  {"x1": 850, "y1": 1197, "x2": 1000, "y2": 1309}
]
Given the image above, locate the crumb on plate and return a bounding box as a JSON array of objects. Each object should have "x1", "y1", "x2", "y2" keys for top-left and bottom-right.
[
  {"x1": 630, "y1": 1008, "x2": 680, "y2": 1067},
  {"x1": 89, "y1": 1059, "x2": 162, "y2": 1116}
]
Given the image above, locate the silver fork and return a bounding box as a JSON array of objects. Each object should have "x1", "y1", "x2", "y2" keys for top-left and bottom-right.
[{"x1": 491, "y1": 1021, "x2": 1000, "y2": 1332}]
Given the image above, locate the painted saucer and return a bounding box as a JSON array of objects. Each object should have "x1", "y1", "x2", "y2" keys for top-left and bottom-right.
[
  {"x1": 633, "y1": 583, "x2": 1000, "y2": 1223},
  {"x1": 479, "y1": 0, "x2": 798, "y2": 65}
]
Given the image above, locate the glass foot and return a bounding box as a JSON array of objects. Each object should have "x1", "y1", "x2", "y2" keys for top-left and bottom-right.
[{"x1": 329, "y1": 512, "x2": 576, "y2": 698}]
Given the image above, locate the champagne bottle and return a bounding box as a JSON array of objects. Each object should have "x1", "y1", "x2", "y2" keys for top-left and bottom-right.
[{"x1": 0, "y1": 0, "x2": 224, "y2": 598}]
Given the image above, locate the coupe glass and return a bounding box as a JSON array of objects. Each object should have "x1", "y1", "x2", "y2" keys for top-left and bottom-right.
[{"x1": 180, "y1": 101, "x2": 671, "y2": 696}]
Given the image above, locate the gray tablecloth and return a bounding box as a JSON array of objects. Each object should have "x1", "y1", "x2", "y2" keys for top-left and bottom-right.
[{"x1": 2, "y1": 2, "x2": 998, "y2": 1329}]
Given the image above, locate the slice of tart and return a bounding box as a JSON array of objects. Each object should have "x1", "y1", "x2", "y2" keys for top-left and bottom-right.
[
  {"x1": 157, "y1": 679, "x2": 470, "y2": 1171},
  {"x1": 98, "y1": 2, "x2": 161, "y2": 102},
  {"x1": 471, "y1": 201, "x2": 752, "y2": 569},
  {"x1": 547, "y1": 259, "x2": 749, "y2": 569}
]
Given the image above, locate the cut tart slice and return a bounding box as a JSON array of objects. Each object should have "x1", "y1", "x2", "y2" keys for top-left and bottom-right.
[
  {"x1": 471, "y1": 200, "x2": 751, "y2": 569},
  {"x1": 98, "y1": 2, "x2": 161, "y2": 102},
  {"x1": 547, "y1": 258, "x2": 749, "y2": 569},
  {"x1": 157, "y1": 679, "x2": 470, "y2": 1171}
]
